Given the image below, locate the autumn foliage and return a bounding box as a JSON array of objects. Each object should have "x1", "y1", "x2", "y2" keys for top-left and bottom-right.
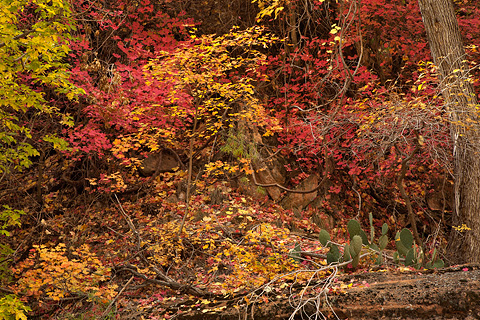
[{"x1": 1, "y1": 0, "x2": 480, "y2": 318}]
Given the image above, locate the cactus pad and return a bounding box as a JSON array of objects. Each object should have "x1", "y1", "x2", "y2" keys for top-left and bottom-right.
[
  {"x1": 350, "y1": 235, "x2": 363, "y2": 258},
  {"x1": 382, "y1": 223, "x2": 388, "y2": 236},
  {"x1": 319, "y1": 229, "x2": 330, "y2": 246}
]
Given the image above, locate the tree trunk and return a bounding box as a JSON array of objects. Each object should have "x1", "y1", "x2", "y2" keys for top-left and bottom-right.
[{"x1": 418, "y1": 0, "x2": 480, "y2": 263}]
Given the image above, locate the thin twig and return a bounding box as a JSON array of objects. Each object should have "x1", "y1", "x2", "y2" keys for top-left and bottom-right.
[
  {"x1": 101, "y1": 276, "x2": 134, "y2": 319},
  {"x1": 113, "y1": 194, "x2": 141, "y2": 250},
  {"x1": 115, "y1": 265, "x2": 211, "y2": 297},
  {"x1": 0, "y1": 30, "x2": 34, "y2": 48},
  {"x1": 178, "y1": 107, "x2": 198, "y2": 237},
  {"x1": 395, "y1": 138, "x2": 423, "y2": 248}
]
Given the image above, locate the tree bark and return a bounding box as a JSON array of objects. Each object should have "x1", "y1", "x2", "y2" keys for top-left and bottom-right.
[{"x1": 418, "y1": 0, "x2": 480, "y2": 263}]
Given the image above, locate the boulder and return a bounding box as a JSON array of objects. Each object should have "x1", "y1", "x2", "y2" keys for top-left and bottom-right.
[
  {"x1": 280, "y1": 173, "x2": 320, "y2": 211},
  {"x1": 139, "y1": 150, "x2": 181, "y2": 176}
]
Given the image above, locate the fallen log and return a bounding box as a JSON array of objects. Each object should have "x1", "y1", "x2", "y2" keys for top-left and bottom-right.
[
  {"x1": 171, "y1": 264, "x2": 480, "y2": 320},
  {"x1": 331, "y1": 264, "x2": 480, "y2": 319}
]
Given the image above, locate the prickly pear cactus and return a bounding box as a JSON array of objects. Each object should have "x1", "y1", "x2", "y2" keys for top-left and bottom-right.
[
  {"x1": 382, "y1": 223, "x2": 388, "y2": 236},
  {"x1": 347, "y1": 219, "x2": 369, "y2": 245},
  {"x1": 327, "y1": 244, "x2": 340, "y2": 264},
  {"x1": 350, "y1": 235, "x2": 362, "y2": 258},
  {"x1": 343, "y1": 244, "x2": 351, "y2": 262},
  {"x1": 288, "y1": 242, "x2": 302, "y2": 262},
  {"x1": 395, "y1": 228, "x2": 413, "y2": 257},
  {"x1": 318, "y1": 229, "x2": 330, "y2": 246}
]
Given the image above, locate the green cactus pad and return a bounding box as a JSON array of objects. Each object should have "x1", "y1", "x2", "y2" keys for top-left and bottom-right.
[
  {"x1": 351, "y1": 254, "x2": 360, "y2": 268},
  {"x1": 395, "y1": 231, "x2": 409, "y2": 256},
  {"x1": 405, "y1": 248, "x2": 415, "y2": 266},
  {"x1": 319, "y1": 229, "x2": 330, "y2": 246},
  {"x1": 369, "y1": 212, "x2": 375, "y2": 242},
  {"x1": 343, "y1": 244, "x2": 351, "y2": 262},
  {"x1": 360, "y1": 230, "x2": 369, "y2": 245},
  {"x1": 288, "y1": 242, "x2": 302, "y2": 262},
  {"x1": 382, "y1": 223, "x2": 388, "y2": 236},
  {"x1": 400, "y1": 228, "x2": 413, "y2": 249},
  {"x1": 433, "y1": 259, "x2": 444, "y2": 269},
  {"x1": 379, "y1": 234, "x2": 388, "y2": 250},
  {"x1": 350, "y1": 235, "x2": 363, "y2": 258},
  {"x1": 347, "y1": 219, "x2": 369, "y2": 244},
  {"x1": 431, "y1": 248, "x2": 437, "y2": 261},
  {"x1": 347, "y1": 219, "x2": 362, "y2": 238},
  {"x1": 393, "y1": 251, "x2": 399, "y2": 264},
  {"x1": 327, "y1": 244, "x2": 340, "y2": 264}
]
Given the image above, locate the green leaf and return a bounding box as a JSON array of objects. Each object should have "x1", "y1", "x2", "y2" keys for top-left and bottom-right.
[
  {"x1": 43, "y1": 134, "x2": 70, "y2": 151},
  {"x1": 0, "y1": 294, "x2": 31, "y2": 320},
  {"x1": 0, "y1": 0, "x2": 77, "y2": 175}
]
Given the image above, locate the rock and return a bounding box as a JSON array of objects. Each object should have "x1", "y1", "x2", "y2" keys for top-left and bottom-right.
[
  {"x1": 251, "y1": 159, "x2": 286, "y2": 201},
  {"x1": 208, "y1": 185, "x2": 229, "y2": 205},
  {"x1": 166, "y1": 194, "x2": 178, "y2": 203},
  {"x1": 426, "y1": 178, "x2": 454, "y2": 211},
  {"x1": 139, "y1": 150, "x2": 181, "y2": 176},
  {"x1": 281, "y1": 173, "x2": 320, "y2": 211}
]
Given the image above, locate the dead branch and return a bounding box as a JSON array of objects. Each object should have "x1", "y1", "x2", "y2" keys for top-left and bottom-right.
[
  {"x1": 114, "y1": 264, "x2": 213, "y2": 297},
  {"x1": 250, "y1": 162, "x2": 328, "y2": 194},
  {"x1": 395, "y1": 137, "x2": 423, "y2": 248}
]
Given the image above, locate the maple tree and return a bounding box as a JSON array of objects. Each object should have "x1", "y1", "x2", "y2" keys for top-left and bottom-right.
[
  {"x1": 1, "y1": 0, "x2": 480, "y2": 318},
  {"x1": 0, "y1": 0, "x2": 80, "y2": 174},
  {"x1": 0, "y1": 0, "x2": 83, "y2": 317}
]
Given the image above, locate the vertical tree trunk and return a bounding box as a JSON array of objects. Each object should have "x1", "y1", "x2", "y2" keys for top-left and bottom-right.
[{"x1": 418, "y1": 0, "x2": 480, "y2": 263}]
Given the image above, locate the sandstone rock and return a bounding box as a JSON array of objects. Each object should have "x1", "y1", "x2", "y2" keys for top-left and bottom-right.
[
  {"x1": 139, "y1": 150, "x2": 180, "y2": 176},
  {"x1": 251, "y1": 158, "x2": 286, "y2": 201},
  {"x1": 281, "y1": 173, "x2": 320, "y2": 211},
  {"x1": 426, "y1": 178, "x2": 453, "y2": 211}
]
